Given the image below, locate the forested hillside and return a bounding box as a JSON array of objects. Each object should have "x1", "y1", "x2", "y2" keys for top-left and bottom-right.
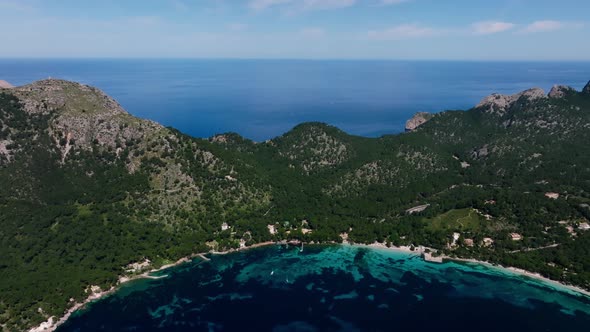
[{"x1": 1, "y1": 79, "x2": 590, "y2": 331}]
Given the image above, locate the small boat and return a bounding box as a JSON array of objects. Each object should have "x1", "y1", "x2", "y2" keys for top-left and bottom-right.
[
  {"x1": 300, "y1": 243, "x2": 304, "y2": 252},
  {"x1": 270, "y1": 270, "x2": 274, "y2": 276}
]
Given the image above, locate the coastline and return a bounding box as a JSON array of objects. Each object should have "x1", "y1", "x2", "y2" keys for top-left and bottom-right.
[
  {"x1": 442, "y1": 256, "x2": 590, "y2": 298},
  {"x1": 29, "y1": 255, "x2": 196, "y2": 332},
  {"x1": 361, "y1": 242, "x2": 590, "y2": 298},
  {"x1": 29, "y1": 240, "x2": 590, "y2": 332},
  {"x1": 29, "y1": 242, "x2": 279, "y2": 332}
]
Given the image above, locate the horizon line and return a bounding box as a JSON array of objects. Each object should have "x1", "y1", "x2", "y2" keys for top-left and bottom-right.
[{"x1": 1, "y1": 57, "x2": 590, "y2": 63}]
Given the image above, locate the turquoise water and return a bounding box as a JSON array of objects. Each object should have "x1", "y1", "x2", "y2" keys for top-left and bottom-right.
[{"x1": 57, "y1": 245, "x2": 590, "y2": 331}]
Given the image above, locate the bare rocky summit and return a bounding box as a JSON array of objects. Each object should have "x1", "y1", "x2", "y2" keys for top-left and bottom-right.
[
  {"x1": 405, "y1": 112, "x2": 433, "y2": 132},
  {"x1": 8, "y1": 79, "x2": 163, "y2": 163},
  {"x1": 477, "y1": 88, "x2": 546, "y2": 115},
  {"x1": 548, "y1": 85, "x2": 576, "y2": 98},
  {"x1": 1, "y1": 78, "x2": 268, "y2": 223},
  {"x1": 0, "y1": 79, "x2": 14, "y2": 89},
  {"x1": 11, "y1": 79, "x2": 127, "y2": 116}
]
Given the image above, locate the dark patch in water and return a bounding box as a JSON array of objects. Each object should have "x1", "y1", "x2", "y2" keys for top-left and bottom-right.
[{"x1": 57, "y1": 246, "x2": 590, "y2": 332}]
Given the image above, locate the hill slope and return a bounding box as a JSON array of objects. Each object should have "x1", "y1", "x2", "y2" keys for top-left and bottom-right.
[{"x1": 1, "y1": 79, "x2": 590, "y2": 331}]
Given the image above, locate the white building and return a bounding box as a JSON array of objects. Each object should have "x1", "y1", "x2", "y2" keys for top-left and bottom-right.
[
  {"x1": 545, "y1": 192, "x2": 560, "y2": 200},
  {"x1": 267, "y1": 224, "x2": 277, "y2": 235}
]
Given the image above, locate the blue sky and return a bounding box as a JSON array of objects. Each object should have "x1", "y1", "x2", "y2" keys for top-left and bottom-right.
[{"x1": 0, "y1": 0, "x2": 589, "y2": 60}]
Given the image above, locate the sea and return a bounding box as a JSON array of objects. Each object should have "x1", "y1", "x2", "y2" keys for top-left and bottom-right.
[
  {"x1": 1, "y1": 59, "x2": 590, "y2": 140},
  {"x1": 4, "y1": 60, "x2": 590, "y2": 330},
  {"x1": 57, "y1": 245, "x2": 590, "y2": 332}
]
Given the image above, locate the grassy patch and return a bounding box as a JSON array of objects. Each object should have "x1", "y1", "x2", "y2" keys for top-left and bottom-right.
[
  {"x1": 424, "y1": 208, "x2": 482, "y2": 232},
  {"x1": 76, "y1": 204, "x2": 92, "y2": 218}
]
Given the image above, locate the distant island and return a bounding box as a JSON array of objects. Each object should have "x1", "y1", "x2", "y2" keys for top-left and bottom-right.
[{"x1": 1, "y1": 78, "x2": 590, "y2": 331}]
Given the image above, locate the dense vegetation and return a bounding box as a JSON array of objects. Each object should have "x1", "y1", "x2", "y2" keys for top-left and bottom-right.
[{"x1": 1, "y1": 80, "x2": 590, "y2": 331}]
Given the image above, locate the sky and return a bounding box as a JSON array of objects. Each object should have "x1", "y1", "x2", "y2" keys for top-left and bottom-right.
[{"x1": 0, "y1": 0, "x2": 589, "y2": 60}]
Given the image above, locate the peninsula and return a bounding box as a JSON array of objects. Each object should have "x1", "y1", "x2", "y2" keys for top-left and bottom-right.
[{"x1": 1, "y1": 79, "x2": 590, "y2": 331}]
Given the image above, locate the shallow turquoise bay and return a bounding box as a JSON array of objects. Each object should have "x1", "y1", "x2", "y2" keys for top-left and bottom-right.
[{"x1": 58, "y1": 244, "x2": 590, "y2": 331}]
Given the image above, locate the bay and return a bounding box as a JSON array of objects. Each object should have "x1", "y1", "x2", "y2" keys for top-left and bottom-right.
[{"x1": 57, "y1": 245, "x2": 590, "y2": 332}]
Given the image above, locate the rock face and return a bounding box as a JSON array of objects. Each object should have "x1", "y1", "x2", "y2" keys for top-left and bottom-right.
[
  {"x1": 548, "y1": 85, "x2": 576, "y2": 98},
  {"x1": 405, "y1": 112, "x2": 433, "y2": 132},
  {"x1": 0, "y1": 80, "x2": 14, "y2": 89},
  {"x1": 583, "y1": 81, "x2": 590, "y2": 95},
  {"x1": 8, "y1": 79, "x2": 163, "y2": 162},
  {"x1": 1, "y1": 78, "x2": 269, "y2": 223},
  {"x1": 11, "y1": 79, "x2": 127, "y2": 115},
  {"x1": 477, "y1": 88, "x2": 546, "y2": 115}
]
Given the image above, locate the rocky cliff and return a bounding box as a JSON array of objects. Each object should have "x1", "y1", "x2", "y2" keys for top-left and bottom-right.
[
  {"x1": 548, "y1": 85, "x2": 576, "y2": 98},
  {"x1": 476, "y1": 88, "x2": 546, "y2": 115},
  {"x1": 405, "y1": 112, "x2": 433, "y2": 132}
]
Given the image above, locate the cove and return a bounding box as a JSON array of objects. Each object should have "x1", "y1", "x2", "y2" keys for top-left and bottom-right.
[{"x1": 57, "y1": 244, "x2": 590, "y2": 331}]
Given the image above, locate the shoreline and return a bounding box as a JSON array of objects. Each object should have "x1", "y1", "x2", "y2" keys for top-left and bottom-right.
[
  {"x1": 441, "y1": 256, "x2": 590, "y2": 298},
  {"x1": 29, "y1": 240, "x2": 590, "y2": 331},
  {"x1": 361, "y1": 242, "x2": 590, "y2": 298},
  {"x1": 29, "y1": 242, "x2": 279, "y2": 332}
]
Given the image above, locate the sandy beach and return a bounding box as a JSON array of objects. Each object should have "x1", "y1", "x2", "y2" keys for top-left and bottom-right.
[
  {"x1": 361, "y1": 242, "x2": 590, "y2": 298},
  {"x1": 361, "y1": 242, "x2": 419, "y2": 254},
  {"x1": 442, "y1": 256, "x2": 590, "y2": 298},
  {"x1": 210, "y1": 241, "x2": 276, "y2": 255},
  {"x1": 347, "y1": 241, "x2": 590, "y2": 298},
  {"x1": 29, "y1": 242, "x2": 280, "y2": 332},
  {"x1": 29, "y1": 240, "x2": 590, "y2": 331}
]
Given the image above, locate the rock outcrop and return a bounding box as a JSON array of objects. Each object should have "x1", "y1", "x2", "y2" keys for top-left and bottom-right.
[
  {"x1": 0, "y1": 80, "x2": 13, "y2": 89},
  {"x1": 477, "y1": 88, "x2": 546, "y2": 115},
  {"x1": 8, "y1": 79, "x2": 164, "y2": 163},
  {"x1": 405, "y1": 112, "x2": 433, "y2": 132},
  {"x1": 583, "y1": 81, "x2": 590, "y2": 95},
  {"x1": 548, "y1": 85, "x2": 576, "y2": 99},
  {"x1": 11, "y1": 79, "x2": 127, "y2": 115}
]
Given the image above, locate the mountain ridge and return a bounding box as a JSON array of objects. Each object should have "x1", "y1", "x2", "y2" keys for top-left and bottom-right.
[{"x1": 2, "y1": 78, "x2": 590, "y2": 331}]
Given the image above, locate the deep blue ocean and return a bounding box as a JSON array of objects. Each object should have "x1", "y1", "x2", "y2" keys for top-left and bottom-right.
[
  {"x1": 1, "y1": 59, "x2": 590, "y2": 140},
  {"x1": 4, "y1": 60, "x2": 590, "y2": 330},
  {"x1": 57, "y1": 245, "x2": 590, "y2": 332}
]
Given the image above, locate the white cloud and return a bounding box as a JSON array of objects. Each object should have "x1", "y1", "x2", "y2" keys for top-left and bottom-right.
[
  {"x1": 366, "y1": 19, "x2": 583, "y2": 42},
  {"x1": 519, "y1": 20, "x2": 563, "y2": 33},
  {"x1": 471, "y1": 21, "x2": 515, "y2": 35},
  {"x1": 367, "y1": 24, "x2": 438, "y2": 40}
]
